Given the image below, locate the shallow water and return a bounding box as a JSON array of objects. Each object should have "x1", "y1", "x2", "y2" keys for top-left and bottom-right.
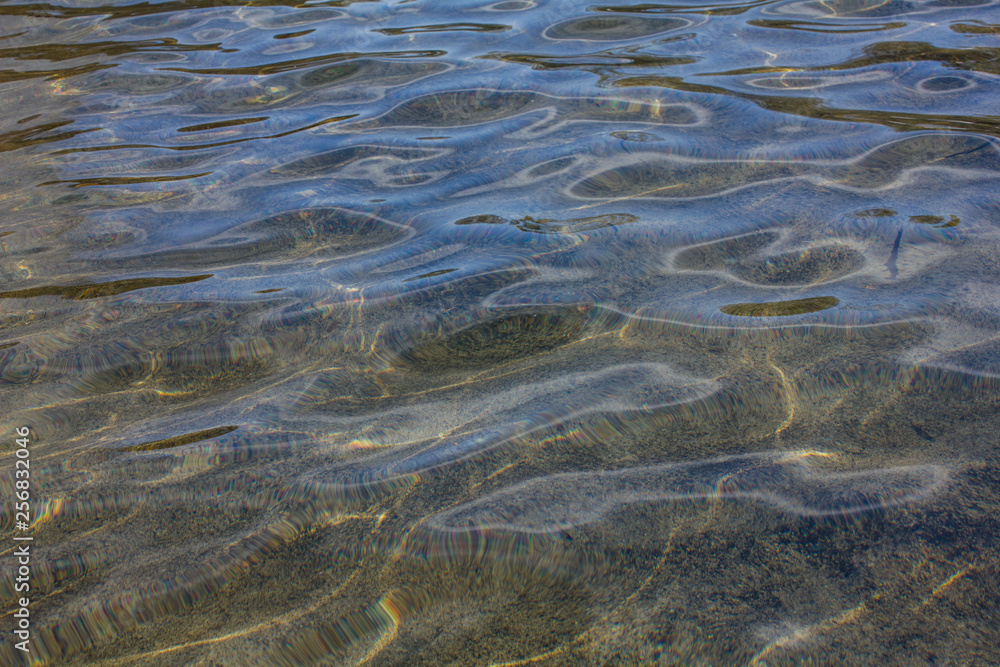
[{"x1": 1, "y1": 0, "x2": 999, "y2": 664}]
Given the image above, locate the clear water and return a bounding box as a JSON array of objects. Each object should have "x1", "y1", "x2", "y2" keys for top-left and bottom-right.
[{"x1": 1, "y1": 0, "x2": 999, "y2": 663}]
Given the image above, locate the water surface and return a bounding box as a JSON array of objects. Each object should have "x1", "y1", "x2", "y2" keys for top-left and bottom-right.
[{"x1": 2, "y1": 0, "x2": 1000, "y2": 663}]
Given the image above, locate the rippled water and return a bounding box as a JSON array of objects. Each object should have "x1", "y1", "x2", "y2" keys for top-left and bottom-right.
[{"x1": 2, "y1": 0, "x2": 1000, "y2": 663}]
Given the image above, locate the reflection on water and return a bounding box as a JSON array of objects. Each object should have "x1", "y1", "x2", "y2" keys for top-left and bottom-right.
[{"x1": 1, "y1": 0, "x2": 1000, "y2": 663}]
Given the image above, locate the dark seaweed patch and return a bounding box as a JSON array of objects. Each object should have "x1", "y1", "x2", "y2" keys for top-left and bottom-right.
[
  {"x1": 720, "y1": 296, "x2": 839, "y2": 317},
  {"x1": 121, "y1": 425, "x2": 239, "y2": 452},
  {"x1": 0, "y1": 275, "x2": 211, "y2": 300}
]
